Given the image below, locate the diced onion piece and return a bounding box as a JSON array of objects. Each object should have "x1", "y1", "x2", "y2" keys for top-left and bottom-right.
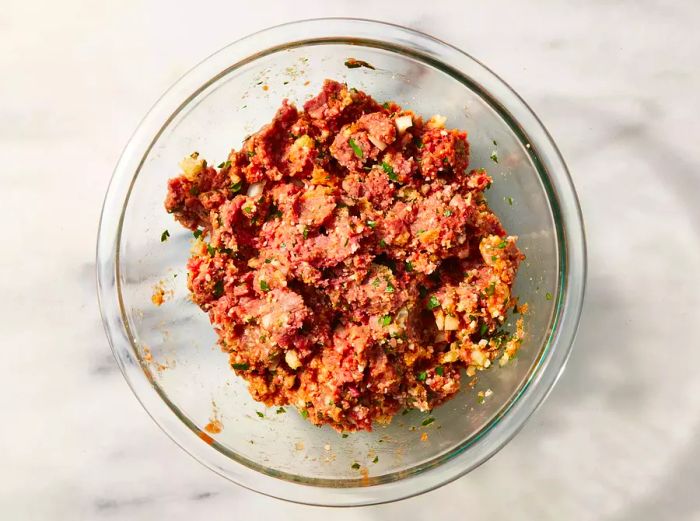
[
  {"x1": 395, "y1": 115, "x2": 413, "y2": 134},
  {"x1": 179, "y1": 152, "x2": 204, "y2": 181},
  {"x1": 427, "y1": 114, "x2": 447, "y2": 129},
  {"x1": 434, "y1": 310, "x2": 445, "y2": 330},
  {"x1": 444, "y1": 315, "x2": 459, "y2": 331},
  {"x1": 285, "y1": 350, "x2": 301, "y2": 370},
  {"x1": 367, "y1": 134, "x2": 387, "y2": 151},
  {"x1": 247, "y1": 181, "x2": 264, "y2": 198},
  {"x1": 260, "y1": 313, "x2": 273, "y2": 329}
]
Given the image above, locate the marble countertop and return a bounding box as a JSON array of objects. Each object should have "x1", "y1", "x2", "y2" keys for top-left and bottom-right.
[{"x1": 3, "y1": 0, "x2": 700, "y2": 519}]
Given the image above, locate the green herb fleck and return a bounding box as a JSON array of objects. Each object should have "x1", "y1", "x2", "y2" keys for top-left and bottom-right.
[
  {"x1": 486, "y1": 282, "x2": 496, "y2": 296},
  {"x1": 379, "y1": 238, "x2": 387, "y2": 248},
  {"x1": 188, "y1": 186, "x2": 200, "y2": 196},
  {"x1": 373, "y1": 456, "x2": 379, "y2": 463},
  {"x1": 402, "y1": 409, "x2": 411, "y2": 415},
  {"x1": 213, "y1": 280, "x2": 224, "y2": 298},
  {"x1": 492, "y1": 139, "x2": 498, "y2": 146},
  {"x1": 497, "y1": 240, "x2": 507, "y2": 249},
  {"x1": 421, "y1": 417, "x2": 435, "y2": 426},
  {"x1": 382, "y1": 101, "x2": 390, "y2": 109},
  {"x1": 300, "y1": 409, "x2": 309, "y2": 419},
  {"x1": 260, "y1": 280, "x2": 270, "y2": 292},
  {"x1": 405, "y1": 260, "x2": 414, "y2": 272},
  {"x1": 351, "y1": 462, "x2": 361, "y2": 470},
  {"x1": 231, "y1": 363, "x2": 249, "y2": 371},
  {"x1": 217, "y1": 160, "x2": 231, "y2": 169},
  {"x1": 231, "y1": 182, "x2": 242, "y2": 193},
  {"x1": 193, "y1": 229, "x2": 203, "y2": 239},
  {"x1": 348, "y1": 137, "x2": 363, "y2": 159},
  {"x1": 247, "y1": 150, "x2": 255, "y2": 158},
  {"x1": 415, "y1": 139, "x2": 424, "y2": 149},
  {"x1": 372, "y1": 278, "x2": 380, "y2": 287},
  {"x1": 479, "y1": 323, "x2": 488, "y2": 337},
  {"x1": 303, "y1": 226, "x2": 309, "y2": 240},
  {"x1": 506, "y1": 196, "x2": 514, "y2": 205},
  {"x1": 341, "y1": 433, "x2": 349, "y2": 438},
  {"x1": 385, "y1": 281, "x2": 395, "y2": 293},
  {"x1": 490, "y1": 151, "x2": 499, "y2": 163},
  {"x1": 276, "y1": 407, "x2": 286, "y2": 414},
  {"x1": 435, "y1": 366, "x2": 444, "y2": 376},
  {"x1": 381, "y1": 161, "x2": 398, "y2": 181},
  {"x1": 366, "y1": 220, "x2": 377, "y2": 229},
  {"x1": 546, "y1": 292, "x2": 553, "y2": 301},
  {"x1": 380, "y1": 315, "x2": 392, "y2": 327},
  {"x1": 417, "y1": 371, "x2": 427, "y2": 382},
  {"x1": 427, "y1": 295, "x2": 440, "y2": 310},
  {"x1": 444, "y1": 209, "x2": 453, "y2": 217},
  {"x1": 243, "y1": 206, "x2": 253, "y2": 214},
  {"x1": 206, "y1": 244, "x2": 216, "y2": 256},
  {"x1": 160, "y1": 230, "x2": 170, "y2": 242}
]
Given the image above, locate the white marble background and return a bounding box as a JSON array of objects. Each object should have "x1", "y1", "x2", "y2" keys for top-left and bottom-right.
[{"x1": 3, "y1": 0, "x2": 700, "y2": 519}]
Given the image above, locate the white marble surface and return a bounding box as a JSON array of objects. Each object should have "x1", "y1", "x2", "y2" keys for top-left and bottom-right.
[{"x1": 3, "y1": 0, "x2": 700, "y2": 519}]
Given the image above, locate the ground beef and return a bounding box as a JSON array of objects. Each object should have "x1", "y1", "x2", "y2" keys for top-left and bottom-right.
[{"x1": 165, "y1": 79, "x2": 525, "y2": 432}]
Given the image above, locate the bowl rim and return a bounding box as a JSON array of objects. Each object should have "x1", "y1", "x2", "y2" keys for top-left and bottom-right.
[{"x1": 96, "y1": 17, "x2": 587, "y2": 507}]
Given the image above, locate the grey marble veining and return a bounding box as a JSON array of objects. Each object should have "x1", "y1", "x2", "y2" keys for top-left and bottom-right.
[{"x1": 2, "y1": 0, "x2": 700, "y2": 519}]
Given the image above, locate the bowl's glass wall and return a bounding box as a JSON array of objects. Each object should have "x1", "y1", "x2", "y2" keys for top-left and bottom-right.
[{"x1": 118, "y1": 43, "x2": 558, "y2": 483}]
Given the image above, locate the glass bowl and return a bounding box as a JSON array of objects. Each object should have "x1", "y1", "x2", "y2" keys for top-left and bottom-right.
[{"x1": 96, "y1": 18, "x2": 586, "y2": 506}]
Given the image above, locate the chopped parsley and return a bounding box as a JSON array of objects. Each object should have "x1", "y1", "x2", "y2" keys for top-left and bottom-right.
[
  {"x1": 160, "y1": 230, "x2": 170, "y2": 242},
  {"x1": 351, "y1": 462, "x2": 361, "y2": 470},
  {"x1": 230, "y1": 182, "x2": 242, "y2": 193},
  {"x1": 379, "y1": 315, "x2": 392, "y2": 327},
  {"x1": 435, "y1": 366, "x2": 444, "y2": 376},
  {"x1": 443, "y1": 209, "x2": 453, "y2": 217},
  {"x1": 417, "y1": 371, "x2": 427, "y2": 382},
  {"x1": 300, "y1": 409, "x2": 309, "y2": 419},
  {"x1": 212, "y1": 280, "x2": 224, "y2": 298},
  {"x1": 231, "y1": 363, "x2": 249, "y2": 371},
  {"x1": 206, "y1": 244, "x2": 216, "y2": 256},
  {"x1": 506, "y1": 196, "x2": 514, "y2": 205},
  {"x1": 243, "y1": 206, "x2": 253, "y2": 214},
  {"x1": 259, "y1": 280, "x2": 270, "y2": 292},
  {"x1": 372, "y1": 278, "x2": 380, "y2": 287},
  {"x1": 491, "y1": 255, "x2": 497, "y2": 261},
  {"x1": 302, "y1": 226, "x2": 309, "y2": 239},
  {"x1": 415, "y1": 139, "x2": 424, "y2": 149},
  {"x1": 348, "y1": 138, "x2": 363, "y2": 159},
  {"x1": 247, "y1": 150, "x2": 255, "y2": 158},
  {"x1": 382, "y1": 101, "x2": 390, "y2": 109},
  {"x1": 193, "y1": 229, "x2": 203, "y2": 239},
  {"x1": 188, "y1": 186, "x2": 200, "y2": 196},
  {"x1": 381, "y1": 161, "x2": 398, "y2": 181},
  {"x1": 546, "y1": 292, "x2": 553, "y2": 301},
  {"x1": 276, "y1": 407, "x2": 286, "y2": 414},
  {"x1": 421, "y1": 417, "x2": 435, "y2": 426},
  {"x1": 256, "y1": 411, "x2": 264, "y2": 418},
  {"x1": 490, "y1": 151, "x2": 499, "y2": 163},
  {"x1": 427, "y1": 295, "x2": 440, "y2": 310},
  {"x1": 405, "y1": 260, "x2": 414, "y2": 272},
  {"x1": 385, "y1": 281, "x2": 395, "y2": 293},
  {"x1": 366, "y1": 220, "x2": 377, "y2": 229},
  {"x1": 479, "y1": 323, "x2": 488, "y2": 337},
  {"x1": 379, "y1": 238, "x2": 387, "y2": 248},
  {"x1": 373, "y1": 456, "x2": 379, "y2": 463},
  {"x1": 497, "y1": 240, "x2": 507, "y2": 249},
  {"x1": 486, "y1": 282, "x2": 496, "y2": 296},
  {"x1": 217, "y1": 160, "x2": 231, "y2": 169},
  {"x1": 492, "y1": 139, "x2": 498, "y2": 146}
]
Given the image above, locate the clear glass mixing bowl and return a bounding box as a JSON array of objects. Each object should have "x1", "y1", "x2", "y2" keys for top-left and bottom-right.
[{"x1": 96, "y1": 18, "x2": 586, "y2": 506}]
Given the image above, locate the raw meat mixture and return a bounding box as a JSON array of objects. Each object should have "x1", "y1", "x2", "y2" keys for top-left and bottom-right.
[{"x1": 165, "y1": 80, "x2": 524, "y2": 432}]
